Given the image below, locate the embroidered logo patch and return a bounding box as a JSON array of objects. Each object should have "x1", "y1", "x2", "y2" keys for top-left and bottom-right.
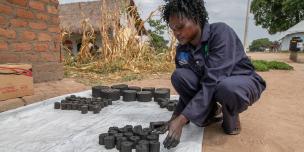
[{"x1": 178, "y1": 52, "x2": 189, "y2": 66}]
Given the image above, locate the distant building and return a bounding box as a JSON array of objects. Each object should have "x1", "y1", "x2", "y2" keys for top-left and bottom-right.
[
  {"x1": 59, "y1": 0, "x2": 146, "y2": 55},
  {"x1": 279, "y1": 20, "x2": 304, "y2": 51}
]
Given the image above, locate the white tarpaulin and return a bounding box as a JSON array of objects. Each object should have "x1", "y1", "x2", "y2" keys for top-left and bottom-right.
[{"x1": 0, "y1": 90, "x2": 204, "y2": 152}]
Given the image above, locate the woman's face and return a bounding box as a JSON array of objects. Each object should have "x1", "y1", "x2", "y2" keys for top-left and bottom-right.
[{"x1": 169, "y1": 15, "x2": 201, "y2": 45}]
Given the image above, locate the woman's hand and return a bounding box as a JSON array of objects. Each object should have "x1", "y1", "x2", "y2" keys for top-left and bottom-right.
[{"x1": 163, "y1": 114, "x2": 188, "y2": 149}]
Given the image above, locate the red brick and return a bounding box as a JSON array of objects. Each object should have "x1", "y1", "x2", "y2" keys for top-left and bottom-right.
[
  {"x1": 48, "y1": 26, "x2": 60, "y2": 33},
  {"x1": 12, "y1": 43, "x2": 32, "y2": 52},
  {"x1": 29, "y1": 22, "x2": 47, "y2": 30},
  {"x1": 10, "y1": 19, "x2": 28, "y2": 27},
  {"x1": 41, "y1": 52, "x2": 56, "y2": 61},
  {"x1": 0, "y1": 28, "x2": 16, "y2": 39},
  {"x1": 51, "y1": 16, "x2": 59, "y2": 25},
  {"x1": 0, "y1": 16, "x2": 6, "y2": 25},
  {"x1": 47, "y1": 5, "x2": 58, "y2": 14},
  {"x1": 16, "y1": 8, "x2": 34, "y2": 19},
  {"x1": 21, "y1": 31, "x2": 36, "y2": 41},
  {"x1": 29, "y1": 0, "x2": 45, "y2": 11},
  {"x1": 38, "y1": 33, "x2": 52, "y2": 41},
  {"x1": 0, "y1": 53, "x2": 19, "y2": 63},
  {"x1": 51, "y1": 42, "x2": 61, "y2": 52},
  {"x1": 54, "y1": 34, "x2": 61, "y2": 42},
  {"x1": 34, "y1": 43, "x2": 48, "y2": 52},
  {"x1": 0, "y1": 41, "x2": 8, "y2": 51},
  {"x1": 36, "y1": 13, "x2": 48, "y2": 21},
  {"x1": 7, "y1": 0, "x2": 28, "y2": 6},
  {"x1": 20, "y1": 53, "x2": 38, "y2": 62},
  {"x1": 0, "y1": 4, "x2": 13, "y2": 15}
]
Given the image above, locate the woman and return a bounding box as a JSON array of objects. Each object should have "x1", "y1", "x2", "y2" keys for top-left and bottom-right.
[{"x1": 158, "y1": 0, "x2": 266, "y2": 149}]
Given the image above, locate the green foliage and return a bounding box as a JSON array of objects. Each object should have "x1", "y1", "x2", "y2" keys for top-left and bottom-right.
[
  {"x1": 147, "y1": 18, "x2": 168, "y2": 53},
  {"x1": 250, "y1": 0, "x2": 304, "y2": 34},
  {"x1": 267, "y1": 61, "x2": 294, "y2": 70},
  {"x1": 252, "y1": 60, "x2": 293, "y2": 71},
  {"x1": 249, "y1": 38, "x2": 272, "y2": 52}
]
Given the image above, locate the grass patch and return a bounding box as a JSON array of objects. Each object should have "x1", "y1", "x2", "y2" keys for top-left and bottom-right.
[{"x1": 252, "y1": 60, "x2": 293, "y2": 71}]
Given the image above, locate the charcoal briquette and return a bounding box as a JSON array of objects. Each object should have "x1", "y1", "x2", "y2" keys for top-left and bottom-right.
[
  {"x1": 149, "y1": 141, "x2": 160, "y2": 152},
  {"x1": 118, "y1": 127, "x2": 128, "y2": 133},
  {"x1": 88, "y1": 104, "x2": 94, "y2": 111},
  {"x1": 146, "y1": 134, "x2": 159, "y2": 141},
  {"x1": 114, "y1": 133, "x2": 124, "y2": 141},
  {"x1": 167, "y1": 103, "x2": 176, "y2": 111},
  {"x1": 156, "y1": 88, "x2": 170, "y2": 98},
  {"x1": 104, "y1": 135, "x2": 115, "y2": 149},
  {"x1": 54, "y1": 102, "x2": 60, "y2": 109},
  {"x1": 116, "y1": 136, "x2": 127, "y2": 150},
  {"x1": 92, "y1": 105, "x2": 101, "y2": 114},
  {"x1": 106, "y1": 99, "x2": 113, "y2": 105},
  {"x1": 142, "y1": 128, "x2": 152, "y2": 133},
  {"x1": 71, "y1": 103, "x2": 78, "y2": 110},
  {"x1": 129, "y1": 135, "x2": 140, "y2": 144},
  {"x1": 109, "y1": 126, "x2": 119, "y2": 131},
  {"x1": 160, "y1": 101, "x2": 169, "y2": 108},
  {"x1": 101, "y1": 88, "x2": 120, "y2": 101},
  {"x1": 128, "y1": 86, "x2": 141, "y2": 92},
  {"x1": 155, "y1": 98, "x2": 168, "y2": 104},
  {"x1": 154, "y1": 90, "x2": 169, "y2": 100},
  {"x1": 138, "y1": 140, "x2": 149, "y2": 151},
  {"x1": 133, "y1": 125, "x2": 143, "y2": 135},
  {"x1": 108, "y1": 130, "x2": 119, "y2": 136},
  {"x1": 81, "y1": 105, "x2": 88, "y2": 114},
  {"x1": 99, "y1": 133, "x2": 108, "y2": 145},
  {"x1": 122, "y1": 90, "x2": 137, "y2": 102},
  {"x1": 92, "y1": 85, "x2": 109, "y2": 97},
  {"x1": 124, "y1": 125, "x2": 133, "y2": 132},
  {"x1": 103, "y1": 101, "x2": 108, "y2": 107},
  {"x1": 111, "y1": 84, "x2": 129, "y2": 96},
  {"x1": 137, "y1": 91, "x2": 153, "y2": 102},
  {"x1": 150, "y1": 121, "x2": 166, "y2": 130},
  {"x1": 123, "y1": 132, "x2": 133, "y2": 139},
  {"x1": 136, "y1": 144, "x2": 149, "y2": 152},
  {"x1": 142, "y1": 87, "x2": 155, "y2": 95},
  {"x1": 120, "y1": 141, "x2": 133, "y2": 152},
  {"x1": 138, "y1": 131, "x2": 149, "y2": 140},
  {"x1": 66, "y1": 103, "x2": 72, "y2": 110}
]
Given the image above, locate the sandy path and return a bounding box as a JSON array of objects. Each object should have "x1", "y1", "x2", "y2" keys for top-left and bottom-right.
[{"x1": 203, "y1": 52, "x2": 304, "y2": 152}]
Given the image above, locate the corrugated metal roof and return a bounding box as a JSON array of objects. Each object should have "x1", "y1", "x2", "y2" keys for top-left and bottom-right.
[{"x1": 279, "y1": 20, "x2": 304, "y2": 40}]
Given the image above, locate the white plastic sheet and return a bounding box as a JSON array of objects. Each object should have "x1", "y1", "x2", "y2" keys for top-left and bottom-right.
[{"x1": 0, "y1": 90, "x2": 203, "y2": 152}]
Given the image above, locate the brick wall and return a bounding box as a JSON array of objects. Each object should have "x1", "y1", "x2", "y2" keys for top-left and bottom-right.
[{"x1": 0, "y1": 0, "x2": 63, "y2": 83}]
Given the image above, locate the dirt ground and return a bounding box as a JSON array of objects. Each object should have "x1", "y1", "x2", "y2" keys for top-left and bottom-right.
[{"x1": 126, "y1": 52, "x2": 304, "y2": 152}]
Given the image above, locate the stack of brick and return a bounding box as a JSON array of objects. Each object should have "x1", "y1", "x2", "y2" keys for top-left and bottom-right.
[{"x1": 0, "y1": 0, "x2": 63, "y2": 83}]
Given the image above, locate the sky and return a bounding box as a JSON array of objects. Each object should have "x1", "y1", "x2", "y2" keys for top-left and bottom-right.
[{"x1": 59, "y1": 0, "x2": 282, "y2": 45}]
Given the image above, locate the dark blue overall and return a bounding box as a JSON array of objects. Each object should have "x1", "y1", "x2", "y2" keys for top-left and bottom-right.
[{"x1": 171, "y1": 22, "x2": 266, "y2": 128}]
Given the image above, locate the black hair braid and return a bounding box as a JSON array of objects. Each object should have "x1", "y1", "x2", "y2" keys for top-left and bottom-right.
[{"x1": 162, "y1": 0, "x2": 209, "y2": 26}]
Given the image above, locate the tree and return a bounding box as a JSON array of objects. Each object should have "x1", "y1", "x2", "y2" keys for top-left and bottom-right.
[
  {"x1": 250, "y1": 0, "x2": 304, "y2": 34},
  {"x1": 249, "y1": 38, "x2": 272, "y2": 52},
  {"x1": 147, "y1": 18, "x2": 168, "y2": 53}
]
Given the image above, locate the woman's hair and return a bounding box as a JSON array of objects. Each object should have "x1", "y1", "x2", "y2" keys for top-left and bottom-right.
[{"x1": 162, "y1": 0, "x2": 209, "y2": 26}]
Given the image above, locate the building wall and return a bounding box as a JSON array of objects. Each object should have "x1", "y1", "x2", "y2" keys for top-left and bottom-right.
[
  {"x1": 0, "y1": 0, "x2": 63, "y2": 83},
  {"x1": 280, "y1": 33, "x2": 304, "y2": 51}
]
